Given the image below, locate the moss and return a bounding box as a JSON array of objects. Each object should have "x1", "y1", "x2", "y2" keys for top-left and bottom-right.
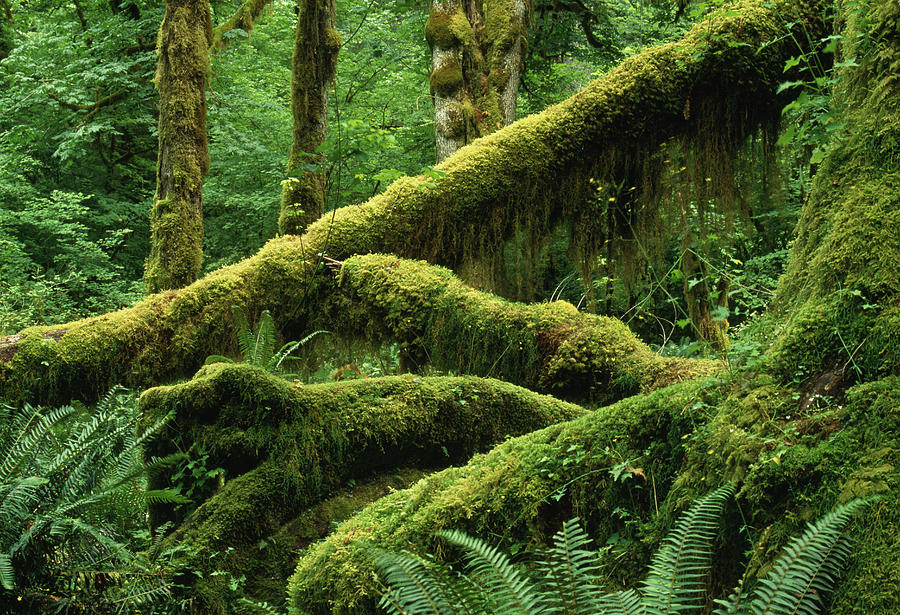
[
  {"x1": 770, "y1": 0, "x2": 900, "y2": 383},
  {"x1": 324, "y1": 254, "x2": 719, "y2": 403},
  {"x1": 429, "y1": 61, "x2": 464, "y2": 95},
  {"x1": 279, "y1": 0, "x2": 339, "y2": 236},
  {"x1": 210, "y1": 0, "x2": 270, "y2": 49},
  {"x1": 287, "y1": 371, "x2": 900, "y2": 614},
  {"x1": 425, "y1": 8, "x2": 474, "y2": 50},
  {"x1": 287, "y1": 378, "x2": 709, "y2": 613},
  {"x1": 140, "y1": 363, "x2": 584, "y2": 608},
  {"x1": 1, "y1": 0, "x2": 823, "y2": 404},
  {"x1": 144, "y1": 0, "x2": 212, "y2": 293}
]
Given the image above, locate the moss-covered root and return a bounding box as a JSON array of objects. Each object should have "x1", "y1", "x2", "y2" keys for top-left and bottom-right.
[
  {"x1": 144, "y1": 0, "x2": 212, "y2": 293},
  {"x1": 141, "y1": 364, "x2": 583, "y2": 612},
  {"x1": 768, "y1": 0, "x2": 900, "y2": 383},
  {"x1": 279, "y1": 0, "x2": 340, "y2": 235},
  {"x1": 287, "y1": 379, "x2": 707, "y2": 614},
  {"x1": 287, "y1": 375, "x2": 900, "y2": 615},
  {"x1": 330, "y1": 254, "x2": 720, "y2": 403}
]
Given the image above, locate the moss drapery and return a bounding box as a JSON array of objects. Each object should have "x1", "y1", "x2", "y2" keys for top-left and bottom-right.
[{"x1": 0, "y1": 0, "x2": 821, "y2": 404}]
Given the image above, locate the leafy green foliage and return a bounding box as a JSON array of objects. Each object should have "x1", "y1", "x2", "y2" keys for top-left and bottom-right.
[
  {"x1": 373, "y1": 485, "x2": 870, "y2": 615},
  {"x1": 0, "y1": 387, "x2": 189, "y2": 612}
]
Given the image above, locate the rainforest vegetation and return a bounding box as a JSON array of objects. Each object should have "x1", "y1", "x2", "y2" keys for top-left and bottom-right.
[{"x1": 0, "y1": 0, "x2": 898, "y2": 612}]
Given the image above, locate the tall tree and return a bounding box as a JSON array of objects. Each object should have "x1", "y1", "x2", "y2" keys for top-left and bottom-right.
[
  {"x1": 143, "y1": 0, "x2": 213, "y2": 293},
  {"x1": 427, "y1": 0, "x2": 530, "y2": 162},
  {"x1": 279, "y1": 0, "x2": 341, "y2": 235}
]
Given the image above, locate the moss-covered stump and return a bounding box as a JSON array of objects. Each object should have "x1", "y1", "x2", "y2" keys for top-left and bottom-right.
[
  {"x1": 139, "y1": 363, "x2": 584, "y2": 612},
  {"x1": 286, "y1": 375, "x2": 899, "y2": 614},
  {"x1": 330, "y1": 254, "x2": 720, "y2": 403},
  {"x1": 0, "y1": 0, "x2": 822, "y2": 404}
]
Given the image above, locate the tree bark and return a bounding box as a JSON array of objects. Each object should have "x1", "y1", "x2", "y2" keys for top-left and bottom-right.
[
  {"x1": 143, "y1": 0, "x2": 212, "y2": 293},
  {"x1": 427, "y1": 0, "x2": 530, "y2": 162},
  {"x1": 278, "y1": 0, "x2": 341, "y2": 235}
]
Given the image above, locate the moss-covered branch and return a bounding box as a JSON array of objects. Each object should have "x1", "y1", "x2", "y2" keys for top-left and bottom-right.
[
  {"x1": 0, "y1": 0, "x2": 820, "y2": 403},
  {"x1": 140, "y1": 363, "x2": 584, "y2": 611},
  {"x1": 210, "y1": 0, "x2": 271, "y2": 49},
  {"x1": 328, "y1": 254, "x2": 719, "y2": 403},
  {"x1": 287, "y1": 374, "x2": 900, "y2": 614}
]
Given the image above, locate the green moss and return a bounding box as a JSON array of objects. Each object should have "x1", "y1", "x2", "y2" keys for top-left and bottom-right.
[
  {"x1": 287, "y1": 378, "x2": 709, "y2": 613},
  {"x1": 144, "y1": 0, "x2": 212, "y2": 293},
  {"x1": 425, "y1": 9, "x2": 474, "y2": 50},
  {"x1": 429, "y1": 61, "x2": 464, "y2": 95},
  {"x1": 326, "y1": 254, "x2": 719, "y2": 403},
  {"x1": 141, "y1": 363, "x2": 584, "y2": 608},
  {"x1": 279, "y1": 0, "x2": 339, "y2": 236},
  {"x1": 287, "y1": 371, "x2": 900, "y2": 614},
  {"x1": 1, "y1": 0, "x2": 823, "y2": 404}
]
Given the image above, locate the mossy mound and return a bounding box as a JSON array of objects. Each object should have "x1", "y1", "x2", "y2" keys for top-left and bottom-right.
[
  {"x1": 139, "y1": 363, "x2": 584, "y2": 612},
  {"x1": 286, "y1": 375, "x2": 900, "y2": 614},
  {"x1": 287, "y1": 378, "x2": 708, "y2": 613}
]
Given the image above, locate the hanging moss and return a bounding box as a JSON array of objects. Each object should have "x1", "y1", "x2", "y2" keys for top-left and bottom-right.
[
  {"x1": 0, "y1": 0, "x2": 824, "y2": 404},
  {"x1": 144, "y1": 0, "x2": 213, "y2": 293},
  {"x1": 210, "y1": 0, "x2": 271, "y2": 50},
  {"x1": 279, "y1": 0, "x2": 340, "y2": 236},
  {"x1": 140, "y1": 363, "x2": 584, "y2": 611}
]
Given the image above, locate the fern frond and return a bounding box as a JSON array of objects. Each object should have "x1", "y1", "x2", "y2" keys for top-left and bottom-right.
[
  {"x1": 271, "y1": 329, "x2": 329, "y2": 371},
  {"x1": 597, "y1": 588, "x2": 644, "y2": 615},
  {"x1": 0, "y1": 553, "x2": 15, "y2": 590},
  {"x1": 372, "y1": 548, "x2": 458, "y2": 615},
  {"x1": 232, "y1": 304, "x2": 255, "y2": 362},
  {"x1": 535, "y1": 518, "x2": 604, "y2": 614},
  {"x1": 738, "y1": 498, "x2": 871, "y2": 615},
  {"x1": 252, "y1": 309, "x2": 277, "y2": 366},
  {"x1": 439, "y1": 529, "x2": 542, "y2": 615},
  {"x1": 642, "y1": 483, "x2": 735, "y2": 615}
]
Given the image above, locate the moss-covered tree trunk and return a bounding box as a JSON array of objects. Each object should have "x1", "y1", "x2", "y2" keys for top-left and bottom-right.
[
  {"x1": 278, "y1": 0, "x2": 341, "y2": 235},
  {"x1": 143, "y1": 0, "x2": 212, "y2": 293},
  {"x1": 427, "y1": 0, "x2": 530, "y2": 162}
]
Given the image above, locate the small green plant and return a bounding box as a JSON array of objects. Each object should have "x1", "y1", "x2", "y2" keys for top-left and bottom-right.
[
  {"x1": 205, "y1": 305, "x2": 328, "y2": 377},
  {"x1": 371, "y1": 484, "x2": 872, "y2": 615}
]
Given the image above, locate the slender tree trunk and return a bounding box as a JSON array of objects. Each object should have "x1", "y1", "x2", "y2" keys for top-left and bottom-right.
[
  {"x1": 278, "y1": 0, "x2": 341, "y2": 235},
  {"x1": 143, "y1": 0, "x2": 213, "y2": 293},
  {"x1": 427, "y1": 0, "x2": 530, "y2": 163}
]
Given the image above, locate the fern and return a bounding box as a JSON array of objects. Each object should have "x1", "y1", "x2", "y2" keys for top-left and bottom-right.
[
  {"x1": 713, "y1": 498, "x2": 871, "y2": 615},
  {"x1": 0, "y1": 388, "x2": 189, "y2": 612},
  {"x1": 372, "y1": 485, "x2": 869, "y2": 615},
  {"x1": 205, "y1": 305, "x2": 328, "y2": 378}
]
